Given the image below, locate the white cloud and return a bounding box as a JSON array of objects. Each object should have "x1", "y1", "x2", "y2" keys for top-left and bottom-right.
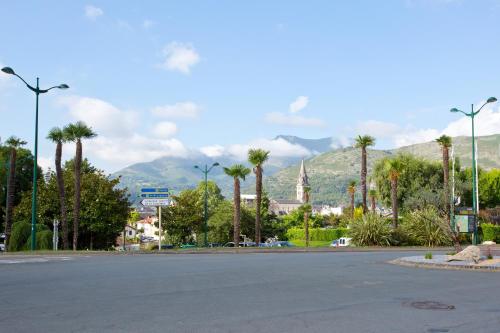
[
  {"x1": 152, "y1": 121, "x2": 177, "y2": 139},
  {"x1": 289, "y1": 96, "x2": 309, "y2": 113},
  {"x1": 200, "y1": 138, "x2": 311, "y2": 161},
  {"x1": 151, "y1": 101, "x2": 201, "y2": 119},
  {"x1": 57, "y1": 95, "x2": 137, "y2": 137},
  {"x1": 88, "y1": 135, "x2": 188, "y2": 168},
  {"x1": 354, "y1": 104, "x2": 500, "y2": 148},
  {"x1": 265, "y1": 112, "x2": 325, "y2": 127},
  {"x1": 355, "y1": 120, "x2": 401, "y2": 138},
  {"x1": 143, "y1": 19, "x2": 155, "y2": 29},
  {"x1": 85, "y1": 5, "x2": 103, "y2": 20},
  {"x1": 160, "y1": 42, "x2": 200, "y2": 74},
  {"x1": 200, "y1": 145, "x2": 225, "y2": 158},
  {"x1": 56, "y1": 95, "x2": 188, "y2": 170}
]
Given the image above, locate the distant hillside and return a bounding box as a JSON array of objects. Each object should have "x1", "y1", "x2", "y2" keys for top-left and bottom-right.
[
  {"x1": 114, "y1": 134, "x2": 500, "y2": 206},
  {"x1": 264, "y1": 134, "x2": 500, "y2": 205}
]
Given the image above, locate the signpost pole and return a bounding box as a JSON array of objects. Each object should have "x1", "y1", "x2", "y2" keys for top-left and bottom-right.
[{"x1": 158, "y1": 206, "x2": 162, "y2": 251}]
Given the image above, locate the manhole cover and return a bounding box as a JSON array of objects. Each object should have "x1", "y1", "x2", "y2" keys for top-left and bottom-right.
[{"x1": 404, "y1": 301, "x2": 455, "y2": 311}]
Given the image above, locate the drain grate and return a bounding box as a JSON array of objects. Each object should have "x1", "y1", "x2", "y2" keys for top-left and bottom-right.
[{"x1": 404, "y1": 301, "x2": 455, "y2": 311}]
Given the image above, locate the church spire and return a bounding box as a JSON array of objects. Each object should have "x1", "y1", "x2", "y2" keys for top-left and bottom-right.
[{"x1": 296, "y1": 159, "x2": 309, "y2": 202}]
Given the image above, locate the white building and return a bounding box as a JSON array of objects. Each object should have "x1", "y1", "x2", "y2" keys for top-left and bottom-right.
[{"x1": 136, "y1": 216, "x2": 159, "y2": 240}]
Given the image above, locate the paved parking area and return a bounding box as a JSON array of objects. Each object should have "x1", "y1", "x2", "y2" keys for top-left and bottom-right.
[{"x1": 0, "y1": 252, "x2": 499, "y2": 333}]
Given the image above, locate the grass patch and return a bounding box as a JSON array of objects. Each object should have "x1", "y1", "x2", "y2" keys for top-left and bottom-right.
[
  {"x1": 289, "y1": 240, "x2": 332, "y2": 247},
  {"x1": 424, "y1": 252, "x2": 433, "y2": 260}
]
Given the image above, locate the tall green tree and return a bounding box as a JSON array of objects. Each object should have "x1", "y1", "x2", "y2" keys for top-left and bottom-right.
[
  {"x1": 436, "y1": 135, "x2": 452, "y2": 224},
  {"x1": 3, "y1": 136, "x2": 26, "y2": 249},
  {"x1": 248, "y1": 148, "x2": 270, "y2": 245},
  {"x1": 385, "y1": 159, "x2": 404, "y2": 228},
  {"x1": 224, "y1": 164, "x2": 251, "y2": 246},
  {"x1": 13, "y1": 159, "x2": 130, "y2": 250},
  {"x1": 355, "y1": 135, "x2": 375, "y2": 213},
  {"x1": 64, "y1": 121, "x2": 97, "y2": 250},
  {"x1": 347, "y1": 180, "x2": 357, "y2": 217},
  {"x1": 47, "y1": 127, "x2": 70, "y2": 249}
]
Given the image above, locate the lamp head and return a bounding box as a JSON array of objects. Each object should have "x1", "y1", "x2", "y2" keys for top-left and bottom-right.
[
  {"x1": 58, "y1": 84, "x2": 69, "y2": 89},
  {"x1": 212, "y1": 162, "x2": 220, "y2": 167},
  {"x1": 1, "y1": 67, "x2": 15, "y2": 75},
  {"x1": 487, "y1": 97, "x2": 497, "y2": 104},
  {"x1": 450, "y1": 108, "x2": 459, "y2": 113},
  {"x1": 194, "y1": 165, "x2": 199, "y2": 169}
]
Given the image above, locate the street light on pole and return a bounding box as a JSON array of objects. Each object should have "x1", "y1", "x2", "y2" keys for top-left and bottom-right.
[
  {"x1": 1, "y1": 66, "x2": 69, "y2": 251},
  {"x1": 450, "y1": 96, "x2": 497, "y2": 245},
  {"x1": 194, "y1": 162, "x2": 219, "y2": 247}
]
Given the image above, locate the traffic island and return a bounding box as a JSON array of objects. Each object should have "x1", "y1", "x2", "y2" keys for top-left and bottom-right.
[{"x1": 390, "y1": 255, "x2": 500, "y2": 272}]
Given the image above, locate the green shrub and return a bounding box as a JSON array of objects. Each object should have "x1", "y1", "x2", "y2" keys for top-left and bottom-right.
[
  {"x1": 349, "y1": 213, "x2": 392, "y2": 246},
  {"x1": 286, "y1": 227, "x2": 348, "y2": 241},
  {"x1": 425, "y1": 252, "x2": 433, "y2": 259},
  {"x1": 401, "y1": 207, "x2": 452, "y2": 247},
  {"x1": 8, "y1": 222, "x2": 32, "y2": 251},
  {"x1": 481, "y1": 223, "x2": 500, "y2": 242},
  {"x1": 9, "y1": 222, "x2": 51, "y2": 251}
]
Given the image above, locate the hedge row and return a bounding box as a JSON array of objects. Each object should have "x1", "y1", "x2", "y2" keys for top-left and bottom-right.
[
  {"x1": 481, "y1": 223, "x2": 500, "y2": 242},
  {"x1": 286, "y1": 227, "x2": 348, "y2": 241}
]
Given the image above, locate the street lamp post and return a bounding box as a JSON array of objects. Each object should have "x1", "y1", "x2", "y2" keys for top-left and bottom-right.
[
  {"x1": 1, "y1": 67, "x2": 68, "y2": 251},
  {"x1": 450, "y1": 96, "x2": 497, "y2": 245},
  {"x1": 194, "y1": 162, "x2": 219, "y2": 247}
]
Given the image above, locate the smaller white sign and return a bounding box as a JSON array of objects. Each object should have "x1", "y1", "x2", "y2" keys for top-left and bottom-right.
[{"x1": 141, "y1": 198, "x2": 170, "y2": 206}]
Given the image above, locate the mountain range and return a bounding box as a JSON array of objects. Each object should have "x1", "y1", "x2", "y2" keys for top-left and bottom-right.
[{"x1": 113, "y1": 134, "x2": 500, "y2": 205}]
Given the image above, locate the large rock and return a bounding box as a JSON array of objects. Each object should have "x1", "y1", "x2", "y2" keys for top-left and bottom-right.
[{"x1": 447, "y1": 245, "x2": 481, "y2": 264}]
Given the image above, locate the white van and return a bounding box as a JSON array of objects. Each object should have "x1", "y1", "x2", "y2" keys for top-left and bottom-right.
[{"x1": 330, "y1": 237, "x2": 352, "y2": 247}]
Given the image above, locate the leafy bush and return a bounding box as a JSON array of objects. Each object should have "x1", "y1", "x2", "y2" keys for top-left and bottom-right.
[
  {"x1": 401, "y1": 207, "x2": 452, "y2": 247},
  {"x1": 286, "y1": 227, "x2": 348, "y2": 241},
  {"x1": 349, "y1": 213, "x2": 392, "y2": 246},
  {"x1": 481, "y1": 223, "x2": 500, "y2": 242},
  {"x1": 9, "y1": 222, "x2": 52, "y2": 251},
  {"x1": 425, "y1": 252, "x2": 433, "y2": 259}
]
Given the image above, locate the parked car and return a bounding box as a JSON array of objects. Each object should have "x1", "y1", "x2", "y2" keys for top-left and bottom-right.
[
  {"x1": 239, "y1": 242, "x2": 256, "y2": 247},
  {"x1": 149, "y1": 244, "x2": 174, "y2": 250},
  {"x1": 0, "y1": 233, "x2": 5, "y2": 251},
  {"x1": 223, "y1": 242, "x2": 236, "y2": 247},
  {"x1": 272, "y1": 241, "x2": 295, "y2": 247},
  {"x1": 330, "y1": 237, "x2": 352, "y2": 247},
  {"x1": 0, "y1": 243, "x2": 4, "y2": 252}
]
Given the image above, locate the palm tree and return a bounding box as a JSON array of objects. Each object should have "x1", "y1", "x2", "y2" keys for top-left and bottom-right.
[
  {"x1": 4, "y1": 136, "x2": 26, "y2": 249},
  {"x1": 368, "y1": 189, "x2": 377, "y2": 213},
  {"x1": 347, "y1": 180, "x2": 357, "y2": 217},
  {"x1": 385, "y1": 159, "x2": 404, "y2": 228},
  {"x1": 223, "y1": 164, "x2": 251, "y2": 246},
  {"x1": 436, "y1": 135, "x2": 452, "y2": 224},
  {"x1": 355, "y1": 135, "x2": 375, "y2": 214},
  {"x1": 64, "y1": 122, "x2": 96, "y2": 250},
  {"x1": 303, "y1": 186, "x2": 311, "y2": 247},
  {"x1": 248, "y1": 148, "x2": 270, "y2": 246},
  {"x1": 47, "y1": 127, "x2": 69, "y2": 250}
]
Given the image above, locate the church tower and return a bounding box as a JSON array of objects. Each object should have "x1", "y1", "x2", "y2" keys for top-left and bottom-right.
[{"x1": 296, "y1": 159, "x2": 310, "y2": 203}]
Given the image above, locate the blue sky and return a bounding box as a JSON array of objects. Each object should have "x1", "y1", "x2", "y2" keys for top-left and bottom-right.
[{"x1": 2, "y1": 0, "x2": 500, "y2": 172}]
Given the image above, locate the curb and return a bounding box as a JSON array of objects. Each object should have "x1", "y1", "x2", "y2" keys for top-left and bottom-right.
[{"x1": 389, "y1": 258, "x2": 500, "y2": 272}]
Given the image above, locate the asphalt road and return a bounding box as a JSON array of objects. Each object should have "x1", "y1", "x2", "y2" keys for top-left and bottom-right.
[{"x1": 0, "y1": 252, "x2": 499, "y2": 333}]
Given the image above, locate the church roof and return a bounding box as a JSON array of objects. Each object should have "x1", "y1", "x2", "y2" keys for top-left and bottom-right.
[{"x1": 297, "y1": 159, "x2": 309, "y2": 186}]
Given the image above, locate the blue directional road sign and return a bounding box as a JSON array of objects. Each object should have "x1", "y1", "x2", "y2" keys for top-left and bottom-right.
[
  {"x1": 141, "y1": 188, "x2": 169, "y2": 193},
  {"x1": 141, "y1": 193, "x2": 169, "y2": 198}
]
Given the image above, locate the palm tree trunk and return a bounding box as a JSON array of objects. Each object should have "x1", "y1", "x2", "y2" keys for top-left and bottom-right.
[
  {"x1": 4, "y1": 148, "x2": 17, "y2": 250},
  {"x1": 391, "y1": 177, "x2": 398, "y2": 228},
  {"x1": 55, "y1": 142, "x2": 69, "y2": 250},
  {"x1": 304, "y1": 191, "x2": 310, "y2": 248},
  {"x1": 233, "y1": 178, "x2": 241, "y2": 246},
  {"x1": 73, "y1": 139, "x2": 82, "y2": 250},
  {"x1": 361, "y1": 147, "x2": 367, "y2": 214},
  {"x1": 371, "y1": 196, "x2": 376, "y2": 213},
  {"x1": 255, "y1": 166, "x2": 262, "y2": 245},
  {"x1": 442, "y1": 147, "x2": 450, "y2": 225},
  {"x1": 350, "y1": 193, "x2": 355, "y2": 217}
]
